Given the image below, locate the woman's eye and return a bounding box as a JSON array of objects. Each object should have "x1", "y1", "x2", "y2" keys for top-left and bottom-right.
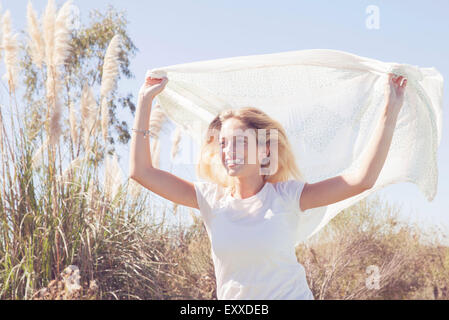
[{"x1": 220, "y1": 138, "x2": 246, "y2": 148}]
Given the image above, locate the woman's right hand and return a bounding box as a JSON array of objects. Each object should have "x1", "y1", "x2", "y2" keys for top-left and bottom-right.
[
  {"x1": 385, "y1": 73, "x2": 407, "y2": 117},
  {"x1": 138, "y1": 76, "x2": 169, "y2": 102}
]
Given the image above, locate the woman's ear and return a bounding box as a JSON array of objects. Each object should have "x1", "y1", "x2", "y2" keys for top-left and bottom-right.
[
  {"x1": 263, "y1": 143, "x2": 270, "y2": 158},
  {"x1": 258, "y1": 144, "x2": 270, "y2": 165}
]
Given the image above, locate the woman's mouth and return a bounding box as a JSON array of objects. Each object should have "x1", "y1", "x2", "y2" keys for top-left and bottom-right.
[{"x1": 226, "y1": 159, "x2": 244, "y2": 167}]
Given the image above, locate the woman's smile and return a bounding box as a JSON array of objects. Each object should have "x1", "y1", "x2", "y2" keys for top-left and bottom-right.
[{"x1": 225, "y1": 158, "x2": 245, "y2": 168}]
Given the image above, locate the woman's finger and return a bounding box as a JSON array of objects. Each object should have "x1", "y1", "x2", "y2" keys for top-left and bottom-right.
[
  {"x1": 388, "y1": 73, "x2": 394, "y2": 83},
  {"x1": 401, "y1": 78, "x2": 407, "y2": 88}
]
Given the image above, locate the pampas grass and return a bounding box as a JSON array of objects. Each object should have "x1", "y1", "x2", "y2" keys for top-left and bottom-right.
[
  {"x1": 100, "y1": 98, "x2": 108, "y2": 143},
  {"x1": 69, "y1": 101, "x2": 78, "y2": 147},
  {"x1": 148, "y1": 104, "x2": 166, "y2": 138},
  {"x1": 43, "y1": 0, "x2": 56, "y2": 104},
  {"x1": 104, "y1": 153, "x2": 123, "y2": 200},
  {"x1": 42, "y1": 0, "x2": 72, "y2": 145},
  {"x1": 27, "y1": 1, "x2": 45, "y2": 69},
  {"x1": 127, "y1": 178, "x2": 142, "y2": 200},
  {"x1": 31, "y1": 138, "x2": 50, "y2": 169},
  {"x1": 149, "y1": 104, "x2": 167, "y2": 169},
  {"x1": 49, "y1": 98, "x2": 62, "y2": 144},
  {"x1": 80, "y1": 83, "x2": 98, "y2": 151},
  {"x1": 53, "y1": 1, "x2": 72, "y2": 67},
  {"x1": 43, "y1": 0, "x2": 56, "y2": 67},
  {"x1": 100, "y1": 35, "x2": 121, "y2": 98},
  {"x1": 100, "y1": 35, "x2": 121, "y2": 143},
  {"x1": 56, "y1": 156, "x2": 83, "y2": 183},
  {"x1": 2, "y1": 10, "x2": 20, "y2": 93}
]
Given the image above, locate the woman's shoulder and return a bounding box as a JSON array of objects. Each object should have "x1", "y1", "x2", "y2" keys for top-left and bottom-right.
[
  {"x1": 271, "y1": 179, "x2": 306, "y2": 203},
  {"x1": 193, "y1": 180, "x2": 226, "y2": 195},
  {"x1": 272, "y1": 179, "x2": 305, "y2": 191},
  {"x1": 193, "y1": 180, "x2": 228, "y2": 209}
]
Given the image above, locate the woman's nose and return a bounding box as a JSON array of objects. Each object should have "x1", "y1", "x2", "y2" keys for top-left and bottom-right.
[
  {"x1": 223, "y1": 145, "x2": 235, "y2": 158},
  {"x1": 223, "y1": 143, "x2": 244, "y2": 159}
]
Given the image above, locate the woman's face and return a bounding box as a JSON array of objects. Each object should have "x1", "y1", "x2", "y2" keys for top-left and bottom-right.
[{"x1": 219, "y1": 118, "x2": 268, "y2": 178}]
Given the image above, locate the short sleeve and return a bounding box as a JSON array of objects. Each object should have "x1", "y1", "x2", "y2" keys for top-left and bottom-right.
[
  {"x1": 193, "y1": 181, "x2": 218, "y2": 223},
  {"x1": 274, "y1": 179, "x2": 307, "y2": 215}
]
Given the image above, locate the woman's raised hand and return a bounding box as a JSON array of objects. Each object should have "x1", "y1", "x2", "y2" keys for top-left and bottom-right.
[
  {"x1": 385, "y1": 73, "x2": 408, "y2": 116},
  {"x1": 138, "y1": 76, "x2": 169, "y2": 102}
]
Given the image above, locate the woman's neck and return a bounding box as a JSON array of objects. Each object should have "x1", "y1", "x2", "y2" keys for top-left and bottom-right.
[{"x1": 231, "y1": 178, "x2": 266, "y2": 199}]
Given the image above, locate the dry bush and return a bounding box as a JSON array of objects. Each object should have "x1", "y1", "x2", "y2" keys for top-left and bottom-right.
[
  {"x1": 296, "y1": 195, "x2": 449, "y2": 300},
  {"x1": 163, "y1": 217, "x2": 217, "y2": 299}
]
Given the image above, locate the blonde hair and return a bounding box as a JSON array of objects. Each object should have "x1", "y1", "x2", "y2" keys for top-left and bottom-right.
[{"x1": 195, "y1": 107, "x2": 304, "y2": 190}]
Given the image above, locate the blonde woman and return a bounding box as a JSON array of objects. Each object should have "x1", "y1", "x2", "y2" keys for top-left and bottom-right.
[{"x1": 129, "y1": 73, "x2": 407, "y2": 300}]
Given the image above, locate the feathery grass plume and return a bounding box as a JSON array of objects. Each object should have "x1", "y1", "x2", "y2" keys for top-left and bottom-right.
[
  {"x1": 31, "y1": 138, "x2": 50, "y2": 169},
  {"x1": 26, "y1": 1, "x2": 45, "y2": 69},
  {"x1": 56, "y1": 156, "x2": 82, "y2": 183},
  {"x1": 53, "y1": 0, "x2": 72, "y2": 68},
  {"x1": 80, "y1": 84, "x2": 98, "y2": 151},
  {"x1": 2, "y1": 11, "x2": 20, "y2": 93},
  {"x1": 68, "y1": 101, "x2": 78, "y2": 145},
  {"x1": 52, "y1": 1, "x2": 73, "y2": 144},
  {"x1": 149, "y1": 104, "x2": 166, "y2": 139},
  {"x1": 171, "y1": 126, "x2": 182, "y2": 160},
  {"x1": 104, "y1": 153, "x2": 123, "y2": 200},
  {"x1": 43, "y1": 0, "x2": 56, "y2": 107},
  {"x1": 100, "y1": 35, "x2": 121, "y2": 98},
  {"x1": 42, "y1": 0, "x2": 72, "y2": 145},
  {"x1": 100, "y1": 97, "x2": 108, "y2": 143},
  {"x1": 149, "y1": 104, "x2": 166, "y2": 169},
  {"x1": 49, "y1": 98, "x2": 62, "y2": 144},
  {"x1": 43, "y1": 0, "x2": 56, "y2": 67},
  {"x1": 100, "y1": 35, "x2": 121, "y2": 143},
  {"x1": 127, "y1": 178, "x2": 142, "y2": 200}
]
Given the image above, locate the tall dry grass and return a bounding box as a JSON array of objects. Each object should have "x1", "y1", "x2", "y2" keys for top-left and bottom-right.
[
  {"x1": 0, "y1": 0, "x2": 189, "y2": 299},
  {"x1": 296, "y1": 196, "x2": 449, "y2": 299}
]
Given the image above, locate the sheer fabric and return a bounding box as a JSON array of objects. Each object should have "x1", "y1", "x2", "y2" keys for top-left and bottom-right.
[{"x1": 147, "y1": 48, "x2": 443, "y2": 244}]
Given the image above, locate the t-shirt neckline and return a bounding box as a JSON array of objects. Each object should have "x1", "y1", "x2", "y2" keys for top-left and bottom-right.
[{"x1": 227, "y1": 182, "x2": 270, "y2": 202}]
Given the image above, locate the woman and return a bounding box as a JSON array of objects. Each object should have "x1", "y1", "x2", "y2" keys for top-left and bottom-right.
[{"x1": 129, "y1": 73, "x2": 407, "y2": 300}]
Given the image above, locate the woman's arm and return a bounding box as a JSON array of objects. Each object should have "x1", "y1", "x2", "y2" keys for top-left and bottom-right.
[
  {"x1": 354, "y1": 73, "x2": 408, "y2": 188},
  {"x1": 128, "y1": 78, "x2": 159, "y2": 174},
  {"x1": 299, "y1": 73, "x2": 408, "y2": 212},
  {"x1": 129, "y1": 76, "x2": 200, "y2": 209}
]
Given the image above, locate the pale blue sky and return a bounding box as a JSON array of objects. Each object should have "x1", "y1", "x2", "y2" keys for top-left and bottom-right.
[{"x1": 2, "y1": 0, "x2": 448, "y2": 234}]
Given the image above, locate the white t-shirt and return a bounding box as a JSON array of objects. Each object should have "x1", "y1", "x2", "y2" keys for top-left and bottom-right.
[{"x1": 193, "y1": 179, "x2": 314, "y2": 300}]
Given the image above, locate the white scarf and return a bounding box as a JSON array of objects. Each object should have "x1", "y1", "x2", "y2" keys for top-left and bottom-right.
[{"x1": 147, "y1": 48, "x2": 443, "y2": 244}]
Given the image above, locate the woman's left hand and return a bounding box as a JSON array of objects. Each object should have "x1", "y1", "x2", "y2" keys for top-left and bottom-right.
[
  {"x1": 138, "y1": 76, "x2": 169, "y2": 102},
  {"x1": 385, "y1": 73, "x2": 408, "y2": 115}
]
